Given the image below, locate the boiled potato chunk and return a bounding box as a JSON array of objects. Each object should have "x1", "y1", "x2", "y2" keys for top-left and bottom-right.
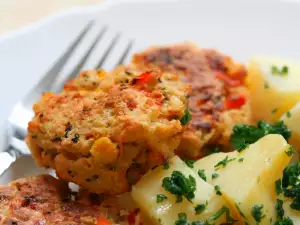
[
  {"x1": 281, "y1": 102, "x2": 300, "y2": 151},
  {"x1": 131, "y1": 156, "x2": 242, "y2": 225},
  {"x1": 194, "y1": 134, "x2": 292, "y2": 225},
  {"x1": 247, "y1": 56, "x2": 300, "y2": 122}
]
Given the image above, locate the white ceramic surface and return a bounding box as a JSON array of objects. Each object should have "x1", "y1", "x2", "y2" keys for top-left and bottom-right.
[{"x1": 0, "y1": 0, "x2": 300, "y2": 183}]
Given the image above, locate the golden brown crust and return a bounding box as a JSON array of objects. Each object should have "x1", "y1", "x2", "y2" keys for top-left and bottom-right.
[
  {"x1": 132, "y1": 42, "x2": 251, "y2": 157},
  {"x1": 26, "y1": 67, "x2": 187, "y2": 195}
]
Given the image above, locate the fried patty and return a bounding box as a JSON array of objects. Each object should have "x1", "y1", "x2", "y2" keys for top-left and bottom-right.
[
  {"x1": 0, "y1": 174, "x2": 136, "y2": 225},
  {"x1": 132, "y1": 42, "x2": 251, "y2": 158},
  {"x1": 26, "y1": 67, "x2": 188, "y2": 195}
]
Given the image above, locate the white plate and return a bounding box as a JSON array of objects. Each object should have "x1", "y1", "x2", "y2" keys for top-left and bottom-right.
[{"x1": 0, "y1": 0, "x2": 300, "y2": 183}]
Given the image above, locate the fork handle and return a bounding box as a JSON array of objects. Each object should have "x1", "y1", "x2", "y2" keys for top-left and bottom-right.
[
  {"x1": 0, "y1": 148, "x2": 21, "y2": 176},
  {"x1": 0, "y1": 138, "x2": 31, "y2": 176}
]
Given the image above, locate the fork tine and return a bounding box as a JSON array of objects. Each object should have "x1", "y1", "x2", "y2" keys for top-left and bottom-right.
[
  {"x1": 53, "y1": 26, "x2": 108, "y2": 92},
  {"x1": 22, "y1": 20, "x2": 94, "y2": 106},
  {"x1": 94, "y1": 33, "x2": 121, "y2": 69},
  {"x1": 65, "y1": 27, "x2": 108, "y2": 78},
  {"x1": 114, "y1": 39, "x2": 134, "y2": 67}
]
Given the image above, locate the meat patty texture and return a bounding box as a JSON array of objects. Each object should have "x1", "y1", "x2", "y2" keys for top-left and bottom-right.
[
  {"x1": 26, "y1": 67, "x2": 188, "y2": 195},
  {"x1": 0, "y1": 174, "x2": 135, "y2": 225},
  {"x1": 132, "y1": 42, "x2": 251, "y2": 158}
]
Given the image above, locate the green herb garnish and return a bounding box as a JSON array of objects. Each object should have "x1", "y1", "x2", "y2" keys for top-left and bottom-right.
[
  {"x1": 238, "y1": 158, "x2": 244, "y2": 163},
  {"x1": 230, "y1": 121, "x2": 291, "y2": 151},
  {"x1": 163, "y1": 160, "x2": 170, "y2": 170},
  {"x1": 214, "y1": 156, "x2": 236, "y2": 170},
  {"x1": 251, "y1": 204, "x2": 265, "y2": 223},
  {"x1": 275, "y1": 199, "x2": 284, "y2": 220},
  {"x1": 183, "y1": 159, "x2": 197, "y2": 168},
  {"x1": 162, "y1": 171, "x2": 196, "y2": 203},
  {"x1": 271, "y1": 65, "x2": 289, "y2": 76},
  {"x1": 272, "y1": 108, "x2": 278, "y2": 114},
  {"x1": 285, "y1": 146, "x2": 294, "y2": 157},
  {"x1": 264, "y1": 81, "x2": 269, "y2": 89},
  {"x1": 274, "y1": 217, "x2": 294, "y2": 225},
  {"x1": 175, "y1": 213, "x2": 188, "y2": 225},
  {"x1": 205, "y1": 146, "x2": 220, "y2": 156},
  {"x1": 195, "y1": 201, "x2": 208, "y2": 215},
  {"x1": 198, "y1": 169, "x2": 207, "y2": 181},
  {"x1": 209, "y1": 206, "x2": 236, "y2": 223},
  {"x1": 282, "y1": 162, "x2": 300, "y2": 211},
  {"x1": 156, "y1": 194, "x2": 167, "y2": 203},
  {"x1": 286, "y1": 111, "x2": 292, "y2": 118},
  {"x1": 275, "y1": 179, "x2": 282, "y2": 195},
  {"x1": 180, "y1": 109, "x2": 192, "y2": 125},
  {"x1": 212, "y1": 173, "x2": 219, "y2": 180},
  {"x1": 214, "y1": 185, "x2": 222, "y2": 196}
]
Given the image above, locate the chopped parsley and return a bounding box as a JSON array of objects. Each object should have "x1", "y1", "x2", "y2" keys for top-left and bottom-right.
[
  {"x1": 271, "y1": 65, "x2": 289, "y2": 76},
  {"x1": 285, "y1": 146, "x2": 294, "y2": 157},
  {"x1": 230, "y1": 121, "x2": 291, "y2": 151},
  {"x1": 198, "y1": 169, "x2": 207, "y2": 181},
  {"x1": 195, "y1": 201, "x2": 208, "y2": 215},
  {"x1": 275, "y1": 179, "x2": 283, "y2": 195},
  {"x1": 286, "y1": 111, "x2": 292, "y2": 118},
  {"x1": 183, "y1": 159, "x2": 197, "y2": 168},
  {"x1": 264, "y1": 81, "x2": 269, "y2": 89},
  {"x1": 205, "y1": 146, "x2": 221, "y2": 156},
  {"x1": 274, "y1": 198, "x2": 294, "y2": 225},
  {"x1": 163, "y1": 161, "x2": 170, "y2": 170},
  {"x1": 209, "y1": 206, "x2": 236, "y2": 223},
  {"x1": 214, "y1": 156, "x2": 236, "y2": 170},
  {"x1": 174, "y1": 213, "x2": 188, "y2": 225},
  {"x1": 212, "y1": 173, "x2": 219, "y2": 180},
  {"x1": 238, "y1": 158, "x2": 244, "y2": 163},
  {"x1": 272, "y1": 108, "x2": 278, "y2": 114},
  {"x1": 282, "y1": 162, "x2": 300, "y2": 211},
  {"x1": 174, "y1": 213, "x2": 208, "y2": 225},
  {"x1": 236, "y1": 141, "x2": 249, "y2": 152},
  {"x1": 251, "y1": 204, "x2": 265, "y2": 223},
  {"x1": 180, "y1": 109, "x2": 192, "y2": 125},
  {"x1": 214, "y1": 185, "x2": 222, "y2": 196},
  {"x1": 156, "y1": 194, "x2": 167, "y2": 203},
  {"x1": 162, "y1": 171, "x2": 196, "y2": 203},
  {"x1": 275, "y1": 199, "x2": 284, "y2": 220},
  {"x1": 274, "y1": 217, "x2": 294, "y2": 225}
]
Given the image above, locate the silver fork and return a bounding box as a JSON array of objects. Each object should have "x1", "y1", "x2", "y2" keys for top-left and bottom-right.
[{"x1": 0, "y1": 21, "x2": 134, "y2": 176}]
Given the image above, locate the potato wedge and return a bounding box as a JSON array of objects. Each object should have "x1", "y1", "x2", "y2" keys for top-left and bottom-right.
[
  {"x1": 131, "y1": 156, "x2": 242, "y2": 225},
  {"x1": 194, "y1": 134, "x2": 292, "y2": 225},
  {"x1": 247, "y1": 56, "x2": 300, "y2": 122}
]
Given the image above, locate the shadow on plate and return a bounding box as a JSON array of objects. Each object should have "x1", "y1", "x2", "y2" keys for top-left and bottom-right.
[{"x1": 0, "y1": 155, "x2": 55, "y2": 185}]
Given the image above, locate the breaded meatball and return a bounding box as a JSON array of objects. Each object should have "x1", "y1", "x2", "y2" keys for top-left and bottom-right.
[
  {"x1": 26, "y1": 67, "x2": 188, "y2": 195},
  {"x1": 0, "y1": 174, "x2": 139, "y2": 225},
  {"x1": 132, "y1": 42, "x2": 251, "y2": 158}
]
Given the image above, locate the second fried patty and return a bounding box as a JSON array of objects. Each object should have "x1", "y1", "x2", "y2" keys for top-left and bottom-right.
[
  {"x1": 132, "y1": 42, "x2": 251, "y2": 158},
  {"x1": 0, "y1": 174, "x2": 138, "y2": 225}
]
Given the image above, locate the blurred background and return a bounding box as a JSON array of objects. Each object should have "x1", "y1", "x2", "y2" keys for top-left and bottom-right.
[{"x1": 0, "y1": 0, "x2": 102, "y2": 34}]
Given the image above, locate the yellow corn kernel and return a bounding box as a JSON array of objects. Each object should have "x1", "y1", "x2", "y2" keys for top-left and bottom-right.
[
  {"x1": 90, "y1": 137, "x2": 119, "y2": 164},
  {"x1": 97, "y1": 69, "x2": 106, "y2": 78}
]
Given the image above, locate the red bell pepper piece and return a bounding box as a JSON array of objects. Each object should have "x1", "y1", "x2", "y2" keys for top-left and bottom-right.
[
  {"x1": 224, "y1": 95, "x2": 246, "y2": 110},
  {"x1": 96, "y1": 216, "x2": 113, "y2": 225}
]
